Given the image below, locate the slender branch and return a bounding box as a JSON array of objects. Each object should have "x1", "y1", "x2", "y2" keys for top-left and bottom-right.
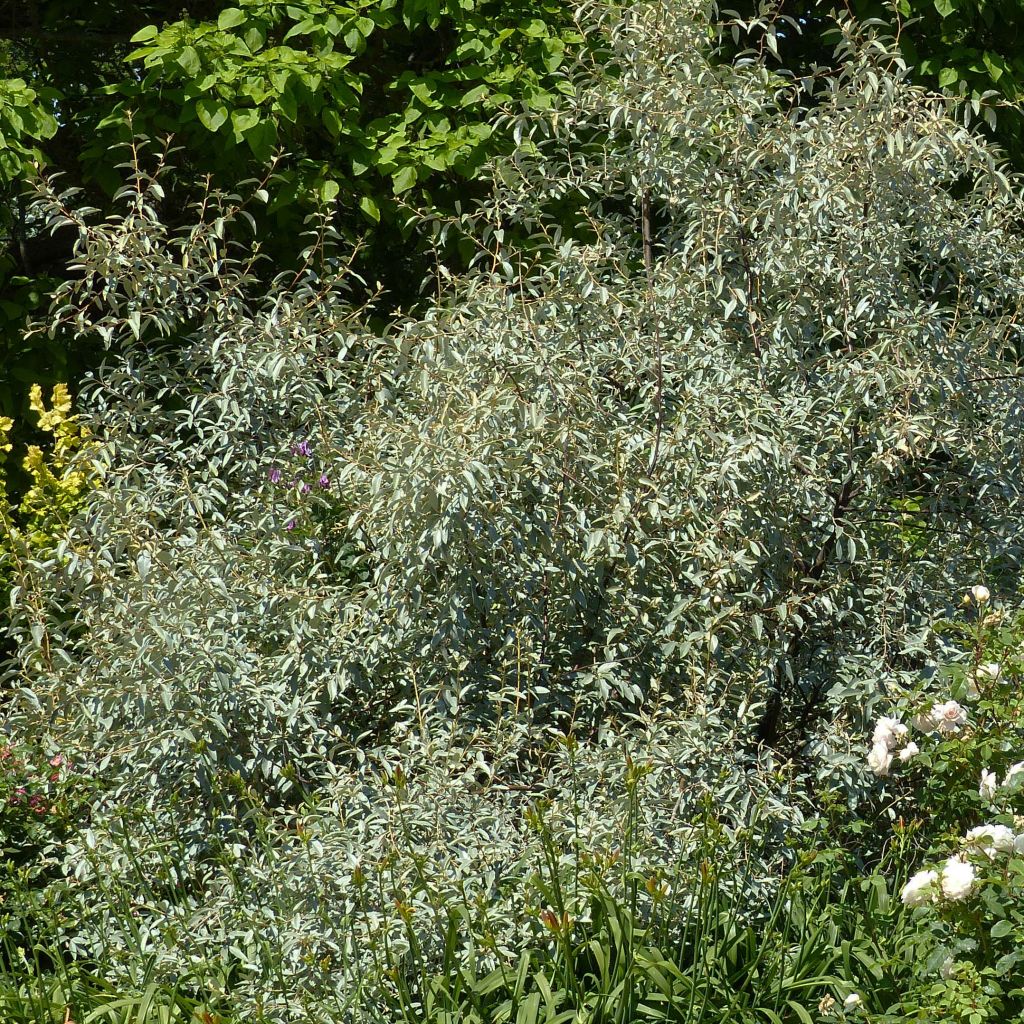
[{"x1": 642, "y1": 188, "x2": 665, "y2": 477}]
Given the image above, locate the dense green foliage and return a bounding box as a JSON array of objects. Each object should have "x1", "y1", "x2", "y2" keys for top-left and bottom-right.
[
  {"x1": 113, "y1": 0, "x2": 579, "y2": 216},
  {"x1": 3, "y1": 0, "x2": 1024, "y2": 1021}
]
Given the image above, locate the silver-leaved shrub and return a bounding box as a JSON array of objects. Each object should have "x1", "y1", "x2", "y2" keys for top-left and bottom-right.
[{"x1": 5, "y1": 0, "x2": 1024, "y2": 1015}]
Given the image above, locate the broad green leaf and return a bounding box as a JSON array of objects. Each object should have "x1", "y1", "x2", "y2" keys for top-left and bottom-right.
[
  {"x1": 231, "y1": 107, "x2": 260, "y2": 139},
  {"x1": 409, "y1": 81, "x2": 435, "y2": 104},
  {"x1": 244, "y1": 118, "x2": 277, "y2": 159},
  {"x1": 983, "y1": 52, "x2": 1005, "y2": 82},
  {"x1": 459, "y1": 84, "x2": 490, "y2": 107},
  {"x1": 196, "y1": 98, "x2": 230, "y2": 132},
  {"x1": 359, "y1": 195, "x2": 380, "y2": 221},
  {"x1": 322, "y1": 108, "x2": 344, "y2": 137},
  {"x1": 176, "y1": 45, "x2": 202, "y2": 77},
  {"x1": 391, "y1": 164, "x2": 417, "y2": 193},
  {"x1": 218, "y1": 8, "x2": 247, "y2": 30},
  {"x1": 520, "y1": 18, "x2": 550, "y2": 38},
  {"x1": 277, "y1": 86, "x2": 298, "y2": 123}
]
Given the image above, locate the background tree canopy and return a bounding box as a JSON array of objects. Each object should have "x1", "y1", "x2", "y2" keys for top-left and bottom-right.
[
  {"x1": 0, "y1": 0, "x2": 585, "y2": 431},
  {"x1": 721, "y1": 0, "x2": 1024, "y2": 164}
]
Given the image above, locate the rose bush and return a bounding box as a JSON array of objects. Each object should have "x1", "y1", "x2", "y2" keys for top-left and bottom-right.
[{"x1": 864, "y1": 590, "x2": 1024, "y2": 1020}]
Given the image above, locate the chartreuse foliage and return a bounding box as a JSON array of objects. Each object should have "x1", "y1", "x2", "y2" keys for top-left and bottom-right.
[
  {"x1": 0, "y1": 78, "x2": 57, "y2": 184},
  {"x1": 0, "y1": 384, "x2": 96, "y2": 571}
]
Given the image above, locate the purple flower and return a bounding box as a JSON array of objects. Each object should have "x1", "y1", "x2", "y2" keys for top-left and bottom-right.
[
  {"x1": 285, "y1": 518, "x2": 297, "y2": 531},
  {"x1": 318, "y1": 473, "x2": 330, "y2": 489},
  {"x1": 292, "y1": 440, "x2": 312, "y2": 458},
  {"x1": 301, "y1": 482, "x2": 312, "y2": 495},
  {"x1": 269, "y1": 468, "x2": 282, "y2": 484}
]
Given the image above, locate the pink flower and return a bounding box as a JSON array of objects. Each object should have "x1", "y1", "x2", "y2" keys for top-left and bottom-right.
[{"x1": 931, "y1": 699, "x2": 967, "y2": 734}]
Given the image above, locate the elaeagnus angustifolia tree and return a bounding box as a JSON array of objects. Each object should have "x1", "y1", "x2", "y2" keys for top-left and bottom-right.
[{"x1": 5, "y1": 0, "x2": 1024, "y2": 834}]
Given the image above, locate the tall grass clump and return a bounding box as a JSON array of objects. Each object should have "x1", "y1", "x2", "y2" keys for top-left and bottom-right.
[{"x1": 3, "y1": 0, "x2": 1024, "y2": 1018}]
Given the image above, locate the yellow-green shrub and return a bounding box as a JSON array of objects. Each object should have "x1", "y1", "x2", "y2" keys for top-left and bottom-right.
[{"x1": 0, "y1": 383, "x2": 96, "y2": 559}]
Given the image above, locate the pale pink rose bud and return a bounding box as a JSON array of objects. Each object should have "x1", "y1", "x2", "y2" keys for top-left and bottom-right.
[{"x1": 931, "y1": 699, "x2": 967, "y2": 734}]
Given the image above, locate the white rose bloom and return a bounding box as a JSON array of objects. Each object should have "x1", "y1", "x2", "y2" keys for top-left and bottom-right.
[
  {"x1": 911, "y1": 709, "x2": 938, "y2": 733},
  {"x1": 1013, "y1": 833, "x2": 1024, "y2": 855},
  {"x1": 940, "y1": 856, "x2": 976, "y2": 901},
  {"x1": 899, "y1": 741, "x2": 920, "y2": 762},
  {"x1": 980, "y1": 769, "x2": 999, "y2": 803},
  {"x1": 867, "y1": 741, "x2": 893, "y2": 777},
  {"x1": 1003, "y1": 762, "x2": 1024, "y2": 790},
  {"x1": 976, "y1": 662, "x2": 1000, "y2": 682},
  {"x1": 940, "y1": 956, "x2": 956, "y2": 979},
  {"x1": 932, "y1": 699, "x2": 967, "y2": 734},
  {"x1": 964, "y1": 824, "x2": 1015, "y2": 858},
  {"x1": 872, "y1": 716, "x2": 908, "y2": 750},
  {"x1": 843, "y1": 993, "x2": 862, "y2": 1011},
  {"x1": 970, "y1": 585, "x2": 991, "y2": 605},
  {"x1": 901, "y1": 869, "x2": 938, "y2": 907}
]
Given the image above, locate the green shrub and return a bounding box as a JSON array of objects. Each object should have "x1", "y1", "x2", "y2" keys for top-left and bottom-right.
[
  {"x1": 11, "y1": 0, "x2": 1024, "y2": 815},
  {"x1": 4, "y1": 0, "x2": 1024, "y2": 1017}
]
